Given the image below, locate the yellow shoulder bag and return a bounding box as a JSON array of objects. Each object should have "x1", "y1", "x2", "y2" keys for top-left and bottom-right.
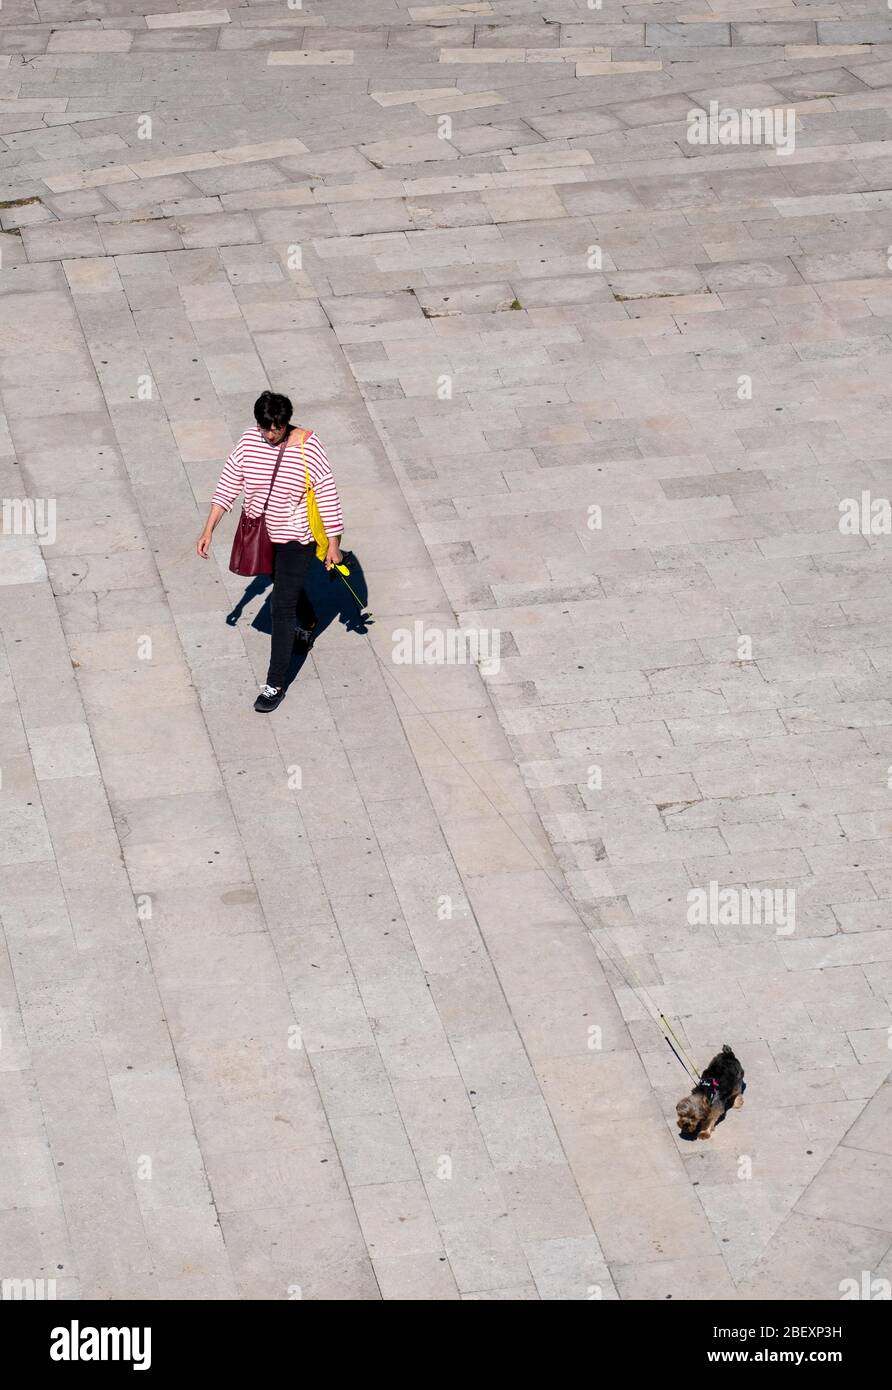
[
  {"x1": 296, "y1": 428, "x2": 352, "y2": 578},
  {"x1": 294, "y1": 428, "x2": 328, "y2": 561}
]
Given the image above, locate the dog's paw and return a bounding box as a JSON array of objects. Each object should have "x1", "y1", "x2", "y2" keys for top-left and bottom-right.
[
  {"x1": 698, "y1": 1130, "x2": 713, "y2": 1140},
  {"x1": 733, "y1": 1095, "x2": 744, "y2": 1108}
]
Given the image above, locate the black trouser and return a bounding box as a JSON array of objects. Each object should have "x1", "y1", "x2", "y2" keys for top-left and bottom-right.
[{"x1": 267, "y1": 540, "x2": 317, "y2": 687}]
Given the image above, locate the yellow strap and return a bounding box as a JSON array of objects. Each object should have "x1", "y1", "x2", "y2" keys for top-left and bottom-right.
[
  {"x1": 296, "y1": 427, "x2": 335, "y2": 563},
  {"x1": 298, "y1": 430, "x2": 316, "y2": 506},
  {"x1": 295, "y1": 427, "x2": 311, "y2": 493}
]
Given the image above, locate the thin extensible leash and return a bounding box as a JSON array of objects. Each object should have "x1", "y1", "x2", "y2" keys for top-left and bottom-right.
[
  {"x1": 660, "y1": 1014, "x2": 701, "y2": 1083},
  {"x1": 190, "y1": 457, "x2": 697, "y2": 1084},
  {"x1": 330, "y1": 565, "x2": 369, "y2": 615},
  {"x1": 352, "y1": 630, "x2": 701, "y2": 1086},
  {"x1": 580, "y1": 925, "x2": 701, "y2": 1084}
]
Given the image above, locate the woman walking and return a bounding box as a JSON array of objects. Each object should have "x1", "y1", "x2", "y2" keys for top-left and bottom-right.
[{"x1": 196, "y1": 391, "x2": 344, "y2": 713}]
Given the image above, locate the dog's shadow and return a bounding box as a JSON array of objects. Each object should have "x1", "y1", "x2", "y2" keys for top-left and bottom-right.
[{"x1": 225, "y1": 551, "x2": 373, "y2": 686}]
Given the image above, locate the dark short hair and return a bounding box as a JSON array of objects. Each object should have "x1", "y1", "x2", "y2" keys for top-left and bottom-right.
[{"x1": 254, "y1": 391, "x2": 292, "y2": 430}]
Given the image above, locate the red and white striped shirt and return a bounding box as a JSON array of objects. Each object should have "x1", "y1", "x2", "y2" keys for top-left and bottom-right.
[{"x1": 212, "y1": 427, "x2": 344, "y2": 546}]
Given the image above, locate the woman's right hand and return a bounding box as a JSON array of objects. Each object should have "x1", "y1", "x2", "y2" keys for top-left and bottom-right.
[{"x1": 197, "y1": 505, "x2": 226, "y2": 557}]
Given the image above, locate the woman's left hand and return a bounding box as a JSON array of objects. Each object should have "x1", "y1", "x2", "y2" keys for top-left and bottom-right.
[{"x1": 325, "y1": 545, "x2": 343, "y2": 571}]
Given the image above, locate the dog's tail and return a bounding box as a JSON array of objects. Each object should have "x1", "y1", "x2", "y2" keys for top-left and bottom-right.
[{"x1": 721, "y1": 1042, "x2": 733, "y2": 1054}]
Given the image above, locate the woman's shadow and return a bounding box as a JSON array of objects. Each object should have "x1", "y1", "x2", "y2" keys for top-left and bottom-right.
[{"x1": 225, "y1": 550, "x2": 372, "y2": 684}]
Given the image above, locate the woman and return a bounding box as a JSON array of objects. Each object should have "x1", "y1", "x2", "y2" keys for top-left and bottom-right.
[{"x1": 196, "y1": 391, "x2": 344, "y2": 713}]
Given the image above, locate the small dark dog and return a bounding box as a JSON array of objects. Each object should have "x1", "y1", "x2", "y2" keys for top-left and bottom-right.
[{"x1": 676, "y1": 1044, "x2": 745, "y2": 1140}]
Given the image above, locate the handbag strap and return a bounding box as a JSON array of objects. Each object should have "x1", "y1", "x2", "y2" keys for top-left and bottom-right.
[{"x1": 260, "y1": 436, "x2": 289, "y2": 515}]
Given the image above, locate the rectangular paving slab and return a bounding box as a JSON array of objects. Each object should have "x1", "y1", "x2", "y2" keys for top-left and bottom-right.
[{"x1": 1, "y1": 0, "x2": 891, "y2": 1306}]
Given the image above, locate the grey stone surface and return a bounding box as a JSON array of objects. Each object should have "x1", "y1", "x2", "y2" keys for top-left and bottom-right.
[{"x1": 0, "y1": 0, "x2": 891, "y2": 1304}]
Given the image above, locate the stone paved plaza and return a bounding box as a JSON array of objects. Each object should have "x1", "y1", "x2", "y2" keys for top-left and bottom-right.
[{"x1": 2, "y1": 0, "x2": 892, "y2": 1302}]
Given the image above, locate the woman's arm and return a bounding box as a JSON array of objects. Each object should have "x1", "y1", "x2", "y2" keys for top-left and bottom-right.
[
  {"x1": 305, "y1": 433, "x2": 344, "y2": 568},
  {"x1": 196, "y1": 503, "x2": 227, "y2": 558},
  {"x1": 197, "y1": 439, "x2": 244, "y2": 556}
]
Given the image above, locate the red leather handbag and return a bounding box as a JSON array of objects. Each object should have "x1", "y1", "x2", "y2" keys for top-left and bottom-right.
[{"x1": 229, "y1": 438, "x2": 288, "y2": 577}]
